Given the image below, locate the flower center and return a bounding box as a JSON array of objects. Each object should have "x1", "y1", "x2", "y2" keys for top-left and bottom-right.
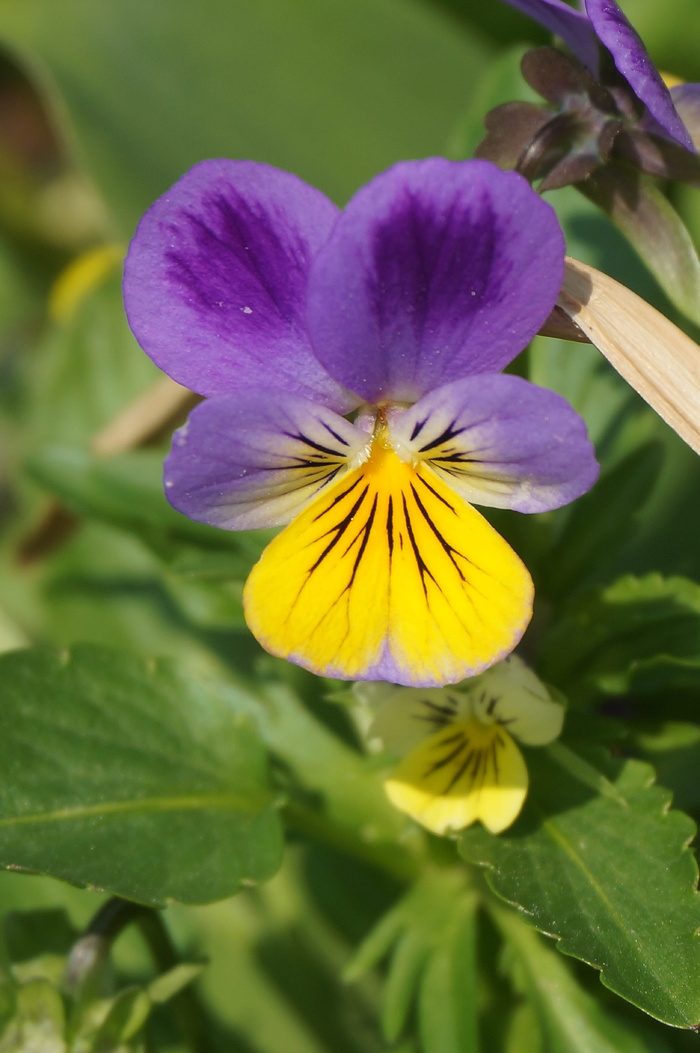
[{"x1": 349, "y1": 402, "x2": 417, "y2": 471}]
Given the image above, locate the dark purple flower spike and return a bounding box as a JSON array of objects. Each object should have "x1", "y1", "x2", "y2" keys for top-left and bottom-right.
[{"x1": 483, "y1": 0, "x2": 700, "y2": 187}]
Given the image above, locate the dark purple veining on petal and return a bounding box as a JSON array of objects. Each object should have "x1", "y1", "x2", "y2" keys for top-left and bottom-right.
[
  {"x1": 164, "y1": 389, "x2": 367, "y2": 531},
  {"x1": 165, "y1": 191, "x2": 310, "y2": 334},
  {"x1": 306, "y1": 159, "x2": 564, "y2": 403},
  {"x1": 392, "y1": 374, "x2": 599, "y2": 513},
  {"x1": 124, "y1": 159, "x2": 354, "y2": 410},
  {"x1": 366, "y1": 182, "x2": 506, "y2": 380}
]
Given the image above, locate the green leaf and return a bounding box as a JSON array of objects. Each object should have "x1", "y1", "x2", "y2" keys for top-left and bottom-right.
[
  {"x1": 546, "y1": 184, "x2": 663, "y2": 307},
  {"x1": 0, "y1": 644, "x2": 282, "y2": 905},
  {"x1": 0, "y1": 234, "x2": 41, "y2": 360},
  {"x1": 540, "y1": 443, "x2": 664, "y2": 600},
  {"x1": 26, "y1": 445, "x2": 271, "y2": 634},
  {"x1": 238, "y1": 680, "x2": 408, "y2": 865},
  {"x1": 579, "y1": 164, "x2": 700, "y2": 328},
  {"x1": 19, "y1": 522, "x2": 237, "y2": 678},
  {"x1": 159, "y1": 576, "x2": 246, "y2": 632},
  {"x1": 633, "y1": 723, "x2": 700, "y2": 813},
  {"x1": 459, "y1": 748, "x2": 700, "y2": 1027},
  {"x1": 25, "y1": 445, "x2": 263, "y2": 645},
  {"x1": 534, "y1": 333, "x2": 700, "y2": 584},
  {"x1": 539, "y1": 574, "x2": 700, "y2": 703},
  {"x1": 345, "y1": 871, "x2": 478, "y2": 1046},
  {"x1": 491, "y1": 902, "x2": 661, "y2": 1053},
  {"x1": 418, "y1": 897, "x2": 479, "y2": 1053},
  {"x1": 147, "y1": 964, "x2": 204, "y2": 1006},
  {"x1": 0, "y1": 983, "x2": 17, "y2": 1036},
  {"x1": 302, "y1": 844, "x2": 401, "y2": 947},
  {"x1": 504, "y1": 1004, "x2": 542, "y2": 1053},
  {"x1": 91, "y1": 987, "x2": 151, "y2": 1052},
  {"x1": 26, "y1": 446, "x2": 265, "y2": 570},
  {"x1": 383, "y1": 928, "x2": 429, "y2": 1042},
  {"x1": 527, "y1": 335, "x2": 647, "y2": 469},
  {"x1": 4, "y1": 910, "x2": 77, "y2": 966},
  {"x1": 0, "y1": 0, "x2": 492, "y2": 233},
  {"x1": 8, "y1": 979, "x2": 66, "y2": 1053},
  {"x1": 188, "y1": 838, "x2": 427, "y2": 1052}
]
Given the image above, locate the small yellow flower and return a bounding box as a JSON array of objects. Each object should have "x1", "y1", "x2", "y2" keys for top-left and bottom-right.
[
  {"x1": 355, "y1": 656, "x2": 564, "y2": 836},
  {"x1": 660, "y1": 71, "x2": 685, "y2": 90},
  {"x1": 49, "y1": 244, "x2": 124, "y2": 323}
]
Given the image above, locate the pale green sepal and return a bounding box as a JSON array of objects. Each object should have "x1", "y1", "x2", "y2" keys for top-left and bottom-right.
[{"x1": 580, "y1": 163, "x2": 700, "y2": 327}]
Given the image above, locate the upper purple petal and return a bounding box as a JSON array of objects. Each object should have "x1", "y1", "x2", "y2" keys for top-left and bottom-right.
[
  {"x1": 497, "y1": 0, "x2": 601, "y2": 72},
  {"x1": 305, "y1": 159, "x2": 565, "y2": 404},
  {"x1": 585, "y1": 0, "x2": 694, "y2": 151},
  {"x1": 164, "y1": 389, "x2": 368, "y2": 531},
  {"x1": 123, "y1": 159, "x2": 356, "y2": 411}
]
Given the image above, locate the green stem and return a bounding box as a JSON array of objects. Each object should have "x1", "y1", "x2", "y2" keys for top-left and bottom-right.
[
  {"x1": 546, "y1": 741, "x2": 627, "y2": 805},
  {"x1": 282, "y1": 798, "x2": 420, "y2": 883},
  {"x1": 64, "y1": 897, "x2": 152, "y2": 991},
  {"x1": 65, "y1": 898, "x2": 216, "y2": 1053},
  {"x1": 135, "y1": 911, "x2": 216, "y2": 1053}
]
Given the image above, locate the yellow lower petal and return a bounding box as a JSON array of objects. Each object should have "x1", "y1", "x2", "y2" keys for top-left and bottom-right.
[
  {"x1": 385, "y1": 720, "x2": 528, "y2": 834},
  {"x1": 243, "y1": 442, "x2": 533, "y2": 685}
]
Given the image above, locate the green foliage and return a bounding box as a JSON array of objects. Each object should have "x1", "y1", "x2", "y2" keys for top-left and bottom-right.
[
  {"x1": 459, "y1": 746, "x2": 700, "y2": 1027},
  {"x1": 633, "y1": 723, "x2": 700, "y2": 813},
  {"x1": 27, "y1": 270, "x2": 160, "y2": 450},
  {"x1": 448, "y1": 44, "x2": 537, "y2": 161},
  {"x1": 538, "y1": 443, "x2": 664, "y2": 601},
  {"x1": 232, "y1": 679, "x2": 411, "y2": 873},
  {"x1": 0, "y1": 644, "x2": 282, "y2": 905},
  {"x1": 0, "y1": 0, "x2": 491, "y2": 229},
  {"x1": 491, "y1": 904, "x2": 662, "y2": 1053},
  {"x1": 345, "y1": 870, "x2": 479, "y2": 1050},
  {"x1": 27, "y1": 446, "x2": 267, "y2": 571},
  {"x1": 579, "y1": 166, "x2": 700, "y2": 329},
  {"x1": 540, "y1": 574, "x2": 700, "y2": 703},
  {"x1": 0, "y1": 905, "x2": 203, "y2": 1052}
]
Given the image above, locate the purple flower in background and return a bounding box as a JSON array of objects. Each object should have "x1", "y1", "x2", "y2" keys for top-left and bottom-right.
[
  {"x1": 486, "y1": 0, "x2": 700, "y2": 187},
  {"x1": 503, "y1": 0, "x2": 694, "y2": 146},
  {"x1": 124, "y1": 158, "x2": 598, "y2": 687}
]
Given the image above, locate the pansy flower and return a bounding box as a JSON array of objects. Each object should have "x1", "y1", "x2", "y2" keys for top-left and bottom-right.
[
  {"x1": 484, "y1": 0, "x2": 700, "y2": 187},
  {"x1": 124, "y1": 158, "x2": 598, "y2": 687},
  {"x1": 355, "y1": 655, "x2": 564, "y2": 834}
]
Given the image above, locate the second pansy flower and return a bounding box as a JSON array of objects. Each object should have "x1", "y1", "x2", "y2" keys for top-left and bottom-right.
[{"x1": 124, "y1": 158, "x2": 598, "y2": 686}]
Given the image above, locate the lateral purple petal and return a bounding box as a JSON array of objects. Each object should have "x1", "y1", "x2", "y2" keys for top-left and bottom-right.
[
  {"x1": 124, "y1": 159, "x2": 355, "y2": 410},
  {"x1": 164, "y1": 390, "x2": 368, "y2": 530},
  {"x1": 497, "y1": 0, "x2": 601, "y2": 71},
  {"x1": 306, "y1": 159, "x2": 565, "y2": 404},
  {"x1": 390, "y1": 374, "x2": 599, "y2": 513},
  {"x1": 585, "y1": 0, "x2": 694, "y2": 151}
]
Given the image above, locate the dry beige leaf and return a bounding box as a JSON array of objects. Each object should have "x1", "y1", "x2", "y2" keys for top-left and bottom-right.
[
  {"x1": 91, "y1": 375, "x2": 199, "y2": 457},
  {"x1": 558, "y1": 256, "x2": 700, "y2": 455}
]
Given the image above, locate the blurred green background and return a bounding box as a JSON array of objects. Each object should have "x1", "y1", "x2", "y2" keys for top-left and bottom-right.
[{"x1": 0, "y1": 1, "x2": 699, "y2": 1050}]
